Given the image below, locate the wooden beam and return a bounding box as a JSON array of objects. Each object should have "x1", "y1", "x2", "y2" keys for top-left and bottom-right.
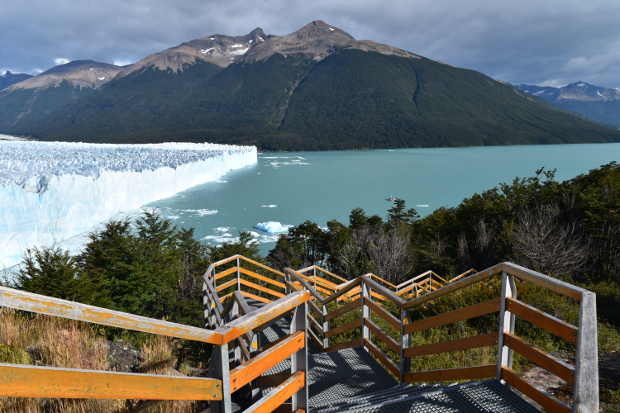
[
  {"x1": 238, "y1": 256, "x2": 285, "y2": 278},
  {"x1": 405, "y1": 299, "x2": 500, "y2": 334},
  {"x1": 365, "y1": 319, "x2": 400, "y2": 354},
  {"x1": 501, "y1": 367, "x2": 571, "y2": 413},
  {"x1": 244, "y1": 371, "x2": 305, "y2": 413},
  {"x1": 322, "y1": 278, "x2": 362, "y2": 305},
  {"x1": 366, "y1": 299, "x2": 401, "y2": 330},
  {"x1": 239, "y1": 278, "x2": 285, "y2": 299},
  {"x1": 221, "y1": 291, "x2": 310, "y2": 343},
  {"x1": 500, "y1": 262, "x2": 585, "y2": 301},
  {"x1": 216, "y1": 278, "x2": 238, "y2": 292},
  {"x1": 323, "y1": 338, "x2": 363, "y2": 353},
  {"x1": 230, "y1": 331, "x2": 305, "y2": 392},
  {"x1": 404, "y1": 365, "x2": 496, "y2": 383},
  {"x1": 361, "y1": 276, "x2": 405, "y2": 307},
  {"x1": 0, "y1": 286, "x2": 224, "y2": 344},
  {"x1": 506, "y1": 298, "x2": 577, "y2": 343},
  {"x1": 503, "y1": 333, "x2": 574, "y2": 383},
  {"x1": 325, "y1": 318, "x2": 363, "y2": 338},
  {"x1": 324, "y1": 298, "x2": 361, "y2": 321},
  {"x1": 364, "y1": 339, "x2": 400, "y2": 378},
  {"x1": 0, "y1": 363, "x2": 222, "y2": 400},
  {"x1": 214, "y1": 266, "x2": 238, "y2": 281},
  {"x1": 239, "y1": 267, "x2": 286, "y2": 290},
  {"x1": 239, "y1": 290, "x2": 272, "y2": 304},
  {"x1": 404, "y1": 333, "x2": 497, "y2": 358}
]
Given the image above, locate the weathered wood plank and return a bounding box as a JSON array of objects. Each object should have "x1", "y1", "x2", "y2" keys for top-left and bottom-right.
[
  {"x1": 239, "y1": 267, "x2": 286, "y2": 290},
  {"x1": 239, "y1": 256, "x2": 285, "y2": 278},
  {"x1": 324, "y1": 298, "x2": 361, "y2": 321},
  {"x1": 244, "y1": 371, "x2": 305, "y2": 413},
  {"x1": 239, "y1": 278, "x2": 285, "y2": 299},
  {"x1": 405, "y1": 299, "x2": 500, "y2": 334},
  {"x1": 216, "y1": 278, "x2": 238, "y2": 293},
  {"x1": 0, "y1": 286, "x2": 224, "y2": 344},
  {"x1": 239, "y1": 290, "x2": 273, "y2": 304},
  {"x1": 230, "y1": 331, "x2": 305, "y2": 392},
  {"x1": 506, "y1": 297, "x2": 577, "y2": 343},
  {"x1": 285, "y1": 269, "x2": 326, "y2": 302},
  {"x1": 322, "y1": 278, "x2": 362, "y2": 305},
  {"x1": 323, "y1": 338, "x2": 363, "y2": 353},
  {"x1": 501, "y1": 367, "x2": 571, "y2": 413},
  {"x1": 404, "y1": 333, "x2": 498, "y2": 358},
  {"x1": 214, "y1": 266, "x2": 238, "y2": 281},
  {"x1": 0, "y1": 363, "x2": 222, "y2": 400},
  {"x1": 366, "y1": 299, "x2": 401, "y2": 329},
  {"x1": 404, "y1": 365, "x2": 496, "y2": 383},
  {"x1": 503, "y1": 333, "x2": 574, "y2": 383},
  {"x1": 222, "y1": 291, "x2": 310, "y2": 343},
  {"x1": 501, "y1": 262, "x2": 585, "y2": 301},
  {"x1": 364, "y1": 339, "x2": 400, "y2": 378},
  {"x1": 365, "y1": 319, "x2": 400, "y2": 354},
  {"x1": 361, "y1": 276, "x2": 405, "y2": 307},
  {"x1": 325, "y1": 318, "x2": 362, "y2": 338}
]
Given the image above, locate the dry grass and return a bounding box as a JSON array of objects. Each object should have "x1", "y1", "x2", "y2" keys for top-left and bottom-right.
[{"x1": 0, "y1": 309, "x2": 198, "y2": 413}]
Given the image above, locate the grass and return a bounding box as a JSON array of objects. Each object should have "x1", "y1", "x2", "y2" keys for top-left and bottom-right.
[{"x1": 0, "y1": 309, "x2": 200, "y2": 413}]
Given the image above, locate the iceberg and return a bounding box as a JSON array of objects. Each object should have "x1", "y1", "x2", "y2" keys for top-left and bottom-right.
[
  {"x1": 0, "y1": 141, "x2": 257, "y2": 269},
  {"x1": 255, "y1": 221, "x2": 291, "y2": 234}
]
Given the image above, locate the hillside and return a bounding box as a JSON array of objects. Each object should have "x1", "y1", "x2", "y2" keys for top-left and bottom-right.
[
  {"x1": 0, "y1": 71, "x2": 32, "y2": 90},
  {"x1": 518, "y1": 82, "x2": 620, "y2": 128},
  {"x1": 2, "y1": 21, "x2": 620, "y2": 150}
]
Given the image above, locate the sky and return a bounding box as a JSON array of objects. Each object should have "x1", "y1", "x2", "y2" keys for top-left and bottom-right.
[{"x1": 1, "y1": 0, "x2": 619, "y2": 87}]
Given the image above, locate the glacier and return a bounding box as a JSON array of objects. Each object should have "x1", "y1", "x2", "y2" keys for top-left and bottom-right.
[{"x1": 0, "y1": 141, "x2": 257, "y2": 269}]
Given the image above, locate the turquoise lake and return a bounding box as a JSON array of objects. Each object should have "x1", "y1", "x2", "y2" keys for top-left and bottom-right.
[{"x1": 149, "y1": 143, "x2": 620, "y2": 253}]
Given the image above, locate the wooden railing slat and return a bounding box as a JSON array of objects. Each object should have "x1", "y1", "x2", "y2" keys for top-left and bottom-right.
[
  {"x1": 501, "y1": 367, "x2": 571, "y2": 413},
  {"x1": 405, "y1": 299, "x2": 500, "y2": 334},
  {"x1": 505, "y1": 297, "x2": 577, "y2": 343},
  {"x1": 244, "y1": 371, "x2": 305, "y2": 413},
  {"x1": 364, "y1": 339, "x2": 400, "y2": 378},
  {"x1": 214, "y1": 266, "x2": 238, "y2": 281},
  {"x1": 324, "y1": 298, "x2": 361, "y2": 321},
  {"x1": 239, "y1": 278, "x2": 285, "y2": 299},
  {"x1": 0, "y1": 364, "x2": 222, "y2": 400},
  {"x1": 365, "y1": 319, "x2": 400, "y2": 354},
  {"x1": 503, "y1": 333, "x2": 574, "y2": 383},
  {"x1": 238, "y1": 256, "x2": 286, "y2": 278},
  {"x1": 404, "y1": 365, "x2": 496, "y2": 383},
  {"x1": 404, "y1": 333, "x2": 498, "y2": 358},
  {"x1": 230, "y1": 331, "x2": 305, "y2": 392},
  {"x1": 366, "y1": 299, "x2": 401, "y2": 329},
  {"x1": 0, "y1": 286, "x2": 224, "y2": 344},
  {"x1": 238, "y1": 267, "x2": 286, "y2": 290},
  {"x1": 240, "y1": 290, "x2": 273, "y2": 304},
  {"x1": 321, "y1": 278, "x2": 362, "y2": 305},
  {"x1": 501, "y1": 262, "x2": 585, "y2": 301},
  {"x1": 216, "y1": 278, "x2": 238, "y2": 293},
  {"x1": 323, "y1": 338, "x2": 363, "y2": 353},
  {"x1": 325, "y1": 318, "x2": 363, "y2": 338}
]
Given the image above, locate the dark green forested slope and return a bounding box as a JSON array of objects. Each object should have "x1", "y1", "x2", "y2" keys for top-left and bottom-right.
[{"x1": 2, "y1": 50, "x2": 620, "y2": 149}]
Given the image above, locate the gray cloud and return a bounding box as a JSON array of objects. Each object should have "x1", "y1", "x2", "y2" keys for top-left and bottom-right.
[{"x1": 2, "y1": 0, "x2": 619, "y2": 87}]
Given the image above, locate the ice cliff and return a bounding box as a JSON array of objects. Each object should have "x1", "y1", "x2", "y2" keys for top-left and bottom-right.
[{"x1": 0, "y1": 141, "x2": 257, "y2": 269}]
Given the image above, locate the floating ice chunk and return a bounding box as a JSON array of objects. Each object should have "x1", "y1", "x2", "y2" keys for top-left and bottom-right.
[
  {"x1": 328, "y1": 27, "x2": 335, "y2": 32},
  {"x1": 260, "y1": 204, "x2": 278, "y2": 208},
  {"x1": 255, "y1": 221, "x2": 291, "y2": 234},
  {"x1": 97, "y1": 76, "x2": 106, "y2": 81},
  {"x1": 416, "y1": 204, "x2": 430, "y2": 208}
]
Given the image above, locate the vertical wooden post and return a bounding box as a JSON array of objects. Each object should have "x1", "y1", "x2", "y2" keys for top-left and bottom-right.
[
  {"x1": 496, "y1": 271, "x2": 516, "y2": 379},
  {"x1": 212, "y1": 343, "x2": 232, "y2": 413},
  {"x1": 573, "y1": 291, "x2": 598, "y2": 413},
  {"x1": 231, "y1": 301, "x2": 241, "y2": 365},
  {"x1": 399, "y1": 308, "x2": 410, "y2": 383},
  {"x1": 362, "y1": 280, "x2": 370, "y2": 343},
  {"x1": 322, "y1": 304, "x2": 330, "y2": 349},
  {"x1": 291, "y1": 302, "x2": 308, "y2": 411},
  {"x1": 236, "y1": 257, "x2": 241, "y2": 292}
]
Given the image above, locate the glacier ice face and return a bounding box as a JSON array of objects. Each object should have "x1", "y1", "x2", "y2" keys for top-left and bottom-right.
[{"x1": 0, "y1": 141, "x2": 257, "y2": 269}]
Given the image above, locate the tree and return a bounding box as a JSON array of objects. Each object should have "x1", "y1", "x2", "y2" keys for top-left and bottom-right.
[{"x1": 16, "y1": 248, "x2": 79, "y2": 300}]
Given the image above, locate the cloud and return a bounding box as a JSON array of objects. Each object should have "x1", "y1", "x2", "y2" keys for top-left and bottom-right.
[
  {"x1": 53, "y1": 57, "x2": 70, "y2": 65},
  {"x1": 1, "y1": 1, "x2": 619, "y2": 87}
]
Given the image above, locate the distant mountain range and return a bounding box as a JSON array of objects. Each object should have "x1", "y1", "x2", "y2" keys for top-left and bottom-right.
[
  {"x1": 518, "y1": 82, "x2": 620, "y2": 128},
  {"x1": 0, "y1": 71, "x2": 32, "y2": 90},
  {"x1": 1, "y1": 20, "x2": 620, "y2": 150}
]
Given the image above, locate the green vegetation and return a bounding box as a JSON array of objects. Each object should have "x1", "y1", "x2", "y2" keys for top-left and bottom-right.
[{"x1": 2, "y1": 50, "x2": 620, "y2": 149}]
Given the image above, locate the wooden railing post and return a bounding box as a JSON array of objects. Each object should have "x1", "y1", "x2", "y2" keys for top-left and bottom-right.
[
  {"x1": 236, "y1": 257, "x2": 241, "y2": 291},
  {"x1": 399, "y1": 308, "x2": 410, "y2": 383},
  {"x1": 573, "y1": 291, "x2": 598, "y2": 413},
  {"x1": 496, "y1": 271, "x2": 516, "y2": 379},
  {"x1": 322, "y1": 304, "x2": 330, "y2": 349},
  {"x1": 362, "y1": 280, "x2": 370, "y2": 342},
  {"x1": 291, "y1": 302, "x2": 308, "y2": 411},
  {"x1": 212, "y1": 343, "x2": 232, "y2": 413}
]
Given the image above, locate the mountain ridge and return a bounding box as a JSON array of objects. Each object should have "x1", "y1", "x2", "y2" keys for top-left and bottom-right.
[{"x1": 2, "y1": 21, "x2": 620, "y2": 150}]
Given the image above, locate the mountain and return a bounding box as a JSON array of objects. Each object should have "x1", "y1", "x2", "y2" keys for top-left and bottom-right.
[
  {"x1": 2, "y1": 20, "x2": 620, "y2": 150},
  {"x1": 0, "y1": 71, "x2": 32, "y2": 90},
  {"x1": 518, "y1": 82, "x2": 620, "y2": 128}
]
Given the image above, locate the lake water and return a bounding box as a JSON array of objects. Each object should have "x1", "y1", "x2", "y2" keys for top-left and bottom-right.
[{"x1": 149, "y1": 143, "x2": 620, "y2": 254}]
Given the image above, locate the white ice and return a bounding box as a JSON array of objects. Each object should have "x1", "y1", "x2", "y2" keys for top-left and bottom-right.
[
  {"x1": 0, "y1": 141, "x2": 257, "y2": 269},
  {"x1": 255, "y1": 221, "x2": 291, "y2": 234}
]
